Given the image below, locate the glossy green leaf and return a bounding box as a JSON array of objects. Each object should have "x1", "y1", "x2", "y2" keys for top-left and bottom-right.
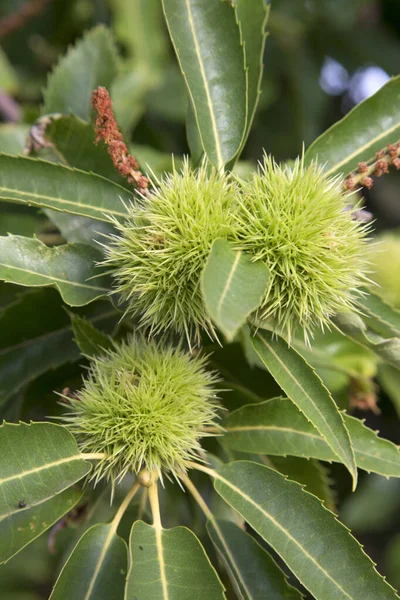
[
  {"x1": 0, "y1": 154, "x2": 131, "y2": 222},
  {"x1": 378, "y1": 363, "x2": 400, "y2": 417},
  {"x1": 214, "y1": 461, "x2": 398, "y2": 600},
  {"x1": 305, "y1": 76, "x2": 400, "y2": 176},
  {"x1": 334, "y1": 312, "x2": 400, "y2": 372},
  {"x1": 162, "y1": 0, "x2": 247, "y2": 168},
  {"x1": 357, "y1": 290, "x2": 400, "y2": 338},
  {"x1": 0, "y1": 422, "x2": 91, "y2": 553},
  {"x1": 202, "y1": 240, "x2": 269, "y2": 341},
  {"x1": 44, "y1": 115, "x2": 127, "y2": 184},
  {"x1": 126, "y1": 520, "x2": 225, "y2": 599},
  {"x1": 207, "y1": 518, "x2": 302, "y2": 600},
  {"x1": 251, "y1": 331, "x2": 357, "y2": 486},
  {"x1": 267, "y1": 456, "x2": 335, "y2": 510},
  {"x1": 0, "y1": 289, "x2": 117, "y2": 404},
  {"x1": 222, "y1": 397, "x2": 400, "y2": 477},
  {"x1": 0, "y1": 486, "x2": 82, "y2": 564},
  {"x1": 69, "y1": 312, "x2": 115, "y2": 358},
  {"x1": 0, "y1": 235, "x2": 111, "y2": 306},
  {"x1": 50, "y1": 524, "x2": 127, "y2": 600},
  {"x1": 43, "y1": 26, "x2": 118, "y2": 121},
  {"x1": 233, "y1": 0, "x2": 270, "y2": 152}
]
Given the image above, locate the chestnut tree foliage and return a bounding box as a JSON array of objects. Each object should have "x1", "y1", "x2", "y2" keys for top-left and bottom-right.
[{"x1": 1, "y1": 1, "x2": 400, "y2": 599}]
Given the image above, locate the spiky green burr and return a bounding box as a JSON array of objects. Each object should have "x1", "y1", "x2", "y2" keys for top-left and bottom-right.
[{"x1": 62, "y1": 337, "x2": 220, "y2": 483}]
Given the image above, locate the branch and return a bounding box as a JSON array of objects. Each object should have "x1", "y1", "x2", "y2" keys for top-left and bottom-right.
[{"x1": 0, "y1": 0, "x2": 50, "y2": 39}]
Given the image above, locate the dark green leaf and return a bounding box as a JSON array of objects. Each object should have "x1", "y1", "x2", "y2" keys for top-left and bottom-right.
[
  {"x1": 0, "y1": 154, "x2": 131, "y2": 222},
  {"x1": 214, "y1": 461, "x2": 398, "y2": 600},
  {"x1": 0, "y1": 289, "x2": 117, "y2": 405},
  {"x1": 0, "y1": 487, "x2": 82, "y2": 564},
  {"x1": 126, "y1": 520, "x2": 225, "y2": 599},
  {"x1": 0, "y1": 235, "x2": 111, "y2": 306},
  {"x1": 162, "y1": 0, "x2": 247, "y2": 168},
  {"x1": 207, "y1": 519, "x2": 302, "y2": 600},
  {"x1": 202, "y1": 240, "x2": 269, "y2": 341},
  {"x1": 378, "y1": 364, "x2": 400, "y2": 417},
  {"x1": 49, "y1": 524, "x2": 127, "y2": 600},
  {"x1": 222, "y1": 397, "x2": 400, "y2": 477},
  {"x1": 251, "y1": 331, "x2": 357, "y2": 486},
  {"x1": 233, "y1": 0, "x2": 270, "y2": 153},
  {"x1": 69, "y1": 312, "x2": 114, "y2": 358},
  {"x1": 305, "y1": 76, "x2": 400, "y2": 176},
  {"x1": 0, "y1": 422, "x2": 91, "y2": 563},
  {"x1": 43, "y1": 26, "x2": 118, "y2": 121},
  {"x1": 267, "y1": 456, "x2": 335, "y2": 510}
]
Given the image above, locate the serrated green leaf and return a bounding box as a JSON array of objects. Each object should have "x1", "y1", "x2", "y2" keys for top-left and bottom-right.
[
  {"x1": 202, "y1": 240, "x2": 269, "y2": 341},
  {"x1": 214, "y1": 461, "x2": 398, "y2": 600},
  {"x1": 50, "y1": 524, "x2": 127, "y2": 600},
  {"x1": 207, "y1": 518, "x2": 302, "y2": 600},
  {"x1": 0, "y1": 235, "x2": 111, "y2": 306},
  {"x1": 304, "y1": 76, "x2": 400, "y2": 176},
  {"x1": 0, "y1": 422, "x2": 91, "y2": 563},
  {"x1": 0, "y1": 154, "x2": 131, "y2": 222},
  {"x1": 233, "y1": 0, "x2": 270, "y2": 154},
  {"x1": 162, "y1": 0, "x2": 247, "y2": 168},
  {"x1": 43, "y1": 26, "x2": 118, "y2": 121},
  {"x1": 69, "y1": 312, "x2": 114, "y2": 358},
  {"x1": 222, "y1": 397, "x2": 400, "y2": 477},
  {"x1": 0, "y1": 486, "x2": 82, "y2": 564},
  {"x1": 267, "y1": 456, "x2": 335, "y2": 510},
  {"x1": 126, "y1": 520, "x2": 225, "y2": 599},
  {"x1": 251, "y1": 331, "x2": 357, "y2": 487},
  {"x1": 0, "y1": 289, "x2": 117, "y2": 405},
  {"x1": 334, "y1": 311, "x2": 400, "y2": 372},
  {"x1": 357, "y1": 290, "x2": 400, "y2": 338}
]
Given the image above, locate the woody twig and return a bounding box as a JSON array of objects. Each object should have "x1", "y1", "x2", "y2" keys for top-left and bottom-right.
[{"x1": 91, "y1": 87, "x2": 150, "y2": 196}]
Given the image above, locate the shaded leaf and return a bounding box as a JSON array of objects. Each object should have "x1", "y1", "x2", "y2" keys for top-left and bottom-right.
[
  {"x1": 267, "y1": 456, "x2": 335, "y2": 510},
  {"x1": 50, "y1": 524, "x2": 127, "y2": 600},
  {"x1": 222, "y1": 397, "x2": 400, "y2": 477},
  {"x1": 233, "y1": 0, "x2": 270, "y2": 152},
  {"x1": 251, "y1": 331, "x2": 357, "y2": 486},
  {"x1": 43, "y1": 26, "x2": 118, "y2": 121},
  {"x1": 162, "y1": 0, "x2": 247, "y2": 168},
  {"x1": 305, "y1": 76, "x2": 400, "y2": 176},
  {"x1": 0, "y1": 235, "x2": 111, "y2": 306},
  {"x1": 0, "y1": 487, "x2": 82, "y2": 564},
  {"x1": 202, "y1": 240, "x2": 269, "y2": 341},
  {"x1": 357, "y1": 290, "x2": 400, "y2": 339},
  {"x1": 126, "y1": 520, "x2": 225, "y2": 599},
  {"x1": 0, "y1": 154, "x2": 131, "y2": 222},
  {"x1": 207, "y1": 518, "x2": 302, "y2": 600},
  {"x1": 0, "y1": 289, "x2": 117, "y2": 405},
  {"x1": 334, "y1": 312, "x2": 400, "y2": 372},
  {"x1": 0, "y1": 422, "x2": 91, "y2": 555},
  {"x1": 214, "y1": 461, "x2": 398, "y2": 600},
  {"x1": 378, "y1": 363, "x2": 400, "y2": 417},
  {"x1": 69, "y1": 312, "x2": 115, "y2": 358}
]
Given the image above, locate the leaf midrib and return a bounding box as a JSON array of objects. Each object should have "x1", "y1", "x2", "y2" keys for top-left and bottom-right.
[{"x1": 216, "y1": 471, "x2": 354, "y2": 600}]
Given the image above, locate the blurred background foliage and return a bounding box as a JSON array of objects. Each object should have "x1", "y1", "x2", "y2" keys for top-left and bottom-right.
[{"x1": 1, "y1": 0, "x2": 400, "y2": 598}]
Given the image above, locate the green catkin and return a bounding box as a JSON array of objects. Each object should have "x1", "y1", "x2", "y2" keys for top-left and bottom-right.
[{"x1": 62, "y1": 337, "x2": 221, "y2": 484}]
